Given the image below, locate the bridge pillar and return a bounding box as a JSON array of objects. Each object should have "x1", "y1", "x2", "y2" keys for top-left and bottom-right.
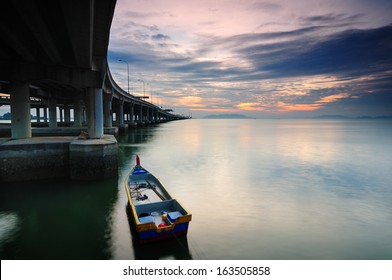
[
  {"x1": 82, "y1": 107, "x2": 87, "y2": 125},
  {"x1": 117, "y1": 98, "x2": 128, "y2": 131},
  {"x1": 86, "y1": 87, "x2": 104, "y2": 138},
  {"x1": 59, "y1": 108, "x2": 63, "y2": 123},
  {"x1": 118, "y1": 99, "x2": 124, "y2": 125},
  {"x1": 73, "y1": 98, "x2": 83, "y2": 127},
  {"x1": 64, "y1": 104, "x2": 71, "y2": 124},
  {"x1": 103, "y1": 90, "x2": 113, "y2": 127},
  {"x1": 146, "y1": 107, "x2": 150, "y2": 124},
  {"x1": 10, "y1": 82, "x2": 31, "y2": 139},
  {"x1": 129, "y1": 103, "x2": 135, "y2": 127},
  {"x1": 36, "y1": 107, "x2": 41, "y2": 123},
  {"x1": 138, "y1": 105, "x2": 144, "y2": 125},
  {"x1": 43, "y1": 106, "x2": 48, "y2": 123},
  {"x1": 48, "y1": 93, "x2": 57, "y2": 128}
]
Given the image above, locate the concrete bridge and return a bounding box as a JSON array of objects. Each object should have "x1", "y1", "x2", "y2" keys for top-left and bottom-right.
[{"x1": 0, "y1": 0, "x2": 188, "y2": 182}]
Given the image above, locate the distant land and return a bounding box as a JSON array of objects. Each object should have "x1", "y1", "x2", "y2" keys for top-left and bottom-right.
[
  {"x1": 356, "y1": 116, "x2": 392, "y2": 119},
  {"x1": 313, "y1": 115, "x2": 349, "y2": 119},
  {"x1": 312, "y1": 115, "x2": 392, "y2": 119},
  {"x1": 203, "y1": 114, "x2": 252, "y2": 119},
  {"x1": 0, "y1": 112, "x2": 11, "y2": 120},
  {"x1": 202, "y1": 114, "x2": 392, "y2": 119},
  {"x1": 0, "y1": 112, "x2": 42, "y2": 120}
]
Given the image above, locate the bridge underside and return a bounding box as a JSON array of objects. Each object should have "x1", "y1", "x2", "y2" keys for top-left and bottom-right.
[
  {"x1": 0, "y1": 0, "x2": 117, "y2": 139},
  {"x1": 0, "y1": 0, "x2": 115, "y2": 88},
  {"x1": 0, "y1": 0, "x2": 187, "y2": 181}
]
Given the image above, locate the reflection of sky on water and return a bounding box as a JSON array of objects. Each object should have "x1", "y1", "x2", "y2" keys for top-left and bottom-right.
[
  {"x1": 126, "y1": 119, "x2": 392, "y2": 259},
  {"x1": 0, "y1": 212, "x2": 20, "y2": 252},
  {"x1": 1, "y1": 119, "x2": 391, "y2": 259}
]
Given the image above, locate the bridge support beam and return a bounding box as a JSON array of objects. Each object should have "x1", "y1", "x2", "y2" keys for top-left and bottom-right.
[
  {"x1": 43, "y1": 106, "x2": 48, "y2": 123},
  {"x1": 86, "y1": 87, "x2": 104, "y2": 138},
  {"x1": 64, "y1": 104, "x2": 71, "y2": 124},
  {"x1": 104, "y1": 91, "x2": 113, "y2": 127},
  {"x1": 59, "y1": 108, "x2": 63, "y2": 123},
  {"x1": 118, "y1": 99, "x2": 128, "y2": 131},
  {"x1": 118, "y1": 99, "x2": 124, "y2": 125},
  {"x1": 146, "y1": 107, "x2": 150, "y2": 124},
  {"x1": 129, "y1": 103, "x2": 135, "y2": 127},
  {"x1": 36, "y1": 108, "x2": 41, "y2": 123},
  {"x1": 48, "y1": 94, "x2": 57, "y2": 128},
  {"x1": 73, "y1": 98, "x2": 83, "y2": 127},
  {"x1": 10, "y1": 82, "x2": 31, "y2": 139},
  {"x1": 138, "y1": 105, "x2": 144, "y2": 126}
]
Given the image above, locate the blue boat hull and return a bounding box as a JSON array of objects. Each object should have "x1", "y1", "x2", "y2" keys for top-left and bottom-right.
[{"x1": 137, "y1": 222, "x2": 190, "y2": 243}]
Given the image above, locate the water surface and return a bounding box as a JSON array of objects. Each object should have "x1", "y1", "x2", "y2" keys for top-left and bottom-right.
[{"x1": 1, "y1": 119, "x2": 391, "y2": 259}]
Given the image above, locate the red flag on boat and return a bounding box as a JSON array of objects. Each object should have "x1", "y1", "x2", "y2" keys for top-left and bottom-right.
[{"x1": 136, "y1": 155, "x2": 140, "y2": 166}]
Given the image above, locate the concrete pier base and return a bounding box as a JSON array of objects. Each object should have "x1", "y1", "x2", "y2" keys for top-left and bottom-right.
[
  {"x1": 0, "y1": 137, "x2": 73, "y2": 181},
  {"x1": 128, "y1": 122, "x2": 137, "y2": 128},
  {"x1": 69, "y1": 135, "x2": 118, "y2": 181},
  {"x1": 118, "y1": 124, "x2": 128, "y2": 132},
  {"x1": 10, "y1": 82, "x2": 32, "y2": 139},
  {"x1": 0, "y1": 135, "x2": 118, "y2": 182}
]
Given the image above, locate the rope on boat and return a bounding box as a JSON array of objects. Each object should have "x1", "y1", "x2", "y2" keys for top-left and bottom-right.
[
  {"x1": 129, "y1": 182, "x2": 149, "y2": 201},
  {"x1": 146, "y1": 179, "x2": 166, "y2": 201}
]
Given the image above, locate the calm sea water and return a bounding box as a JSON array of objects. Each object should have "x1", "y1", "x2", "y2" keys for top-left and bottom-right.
[{"x1": 1, "y1": 119, "x2": 392, "y2": 259}]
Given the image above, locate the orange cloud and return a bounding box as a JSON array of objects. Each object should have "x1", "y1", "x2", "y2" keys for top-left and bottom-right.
[
  {"x1": 318, "y1": 93, "x2": 350, "y2": 103},
  {"x1": 174, "y1": 96, "x2": 236, "y2": 113},
  {"x1": 235, "y1": 102, "x2": 262, "y2": 111},
  {"x1": 277, "y1": 101, "x2": 323, "y2": 112},
  {"x1": 175, "y1": 96, "x2": 205, "y2": 108}
]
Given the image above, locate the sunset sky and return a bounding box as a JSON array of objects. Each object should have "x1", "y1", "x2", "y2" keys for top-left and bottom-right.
[{"x1": 107, "y1": 0, "x2": 392, "y2": 118}]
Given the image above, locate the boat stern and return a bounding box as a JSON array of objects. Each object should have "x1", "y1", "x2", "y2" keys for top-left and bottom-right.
[{"x1": 131, "y1": 199, "x2": 192, "y2": 243}]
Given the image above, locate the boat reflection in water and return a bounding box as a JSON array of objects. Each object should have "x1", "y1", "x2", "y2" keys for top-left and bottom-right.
[{"x1": 125, "y1": 205, "x2": 192, "y2": 260}]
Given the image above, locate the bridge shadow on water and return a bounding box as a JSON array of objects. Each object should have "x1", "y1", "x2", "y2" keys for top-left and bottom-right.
[
  {"x1": 125, "y1": 204, "x2": 193, "y2": 260},
  {"x1": 0, "y1": 178, "x2": 118, "y2": 259}
]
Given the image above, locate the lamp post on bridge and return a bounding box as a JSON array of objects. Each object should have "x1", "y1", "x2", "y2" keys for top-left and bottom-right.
[{"x1": 118, "y1": 59, "x2": 130, "y2": 94}]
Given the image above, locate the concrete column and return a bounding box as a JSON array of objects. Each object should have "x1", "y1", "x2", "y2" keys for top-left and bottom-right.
[
  {"x1": 48, "y1": 94, "x2": 57, "y2": 128},
  {"x1": 146, "y1": 107, "x2": 150, "y2": 124},
  {"x1": 73, "y1": 98, "x2": 82, "y2": 127},
  {"x1": 64, "y1": 104, "x2": 71, "y2": 124},
  {"x1": 59, "y1": 108, "x2": 63, "y2": 123},
  {"x1": 103, "y1": 91, "x2": 113, "y2": 127},
  {"x1": 86, "y1": 87, "x2": 104, "y2": 138},
  {"x1": 82, "y1": 107, "x2": 87, "y2": 124},
  {"x1": 129, "y1": 103, "x2": 134, "y2": 126},
  {"x1": 10, "y1": 82, "x2": 31, "y2": 139},
  {"x1": 43, "y1": 106, "x2": 48, "y2": 123},
  {"x1": 36, "y1": 107, "x2": 41, "y2": 123},
  {"x1": 138, "y1": 105, "x2": 143, "y2": 125},
  {"x1": 118, "y1": 99, "x2": 124, "y2": 125}
]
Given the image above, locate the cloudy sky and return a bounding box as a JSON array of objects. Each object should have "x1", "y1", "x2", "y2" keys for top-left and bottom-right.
[{"x1": 108, "y1": 0, "x2": 392, "y2": 118}]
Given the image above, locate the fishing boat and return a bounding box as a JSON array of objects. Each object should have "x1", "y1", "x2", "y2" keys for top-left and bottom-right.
[{"x1": 124, "y1": 155, "x2": 192, "y2": 243}]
